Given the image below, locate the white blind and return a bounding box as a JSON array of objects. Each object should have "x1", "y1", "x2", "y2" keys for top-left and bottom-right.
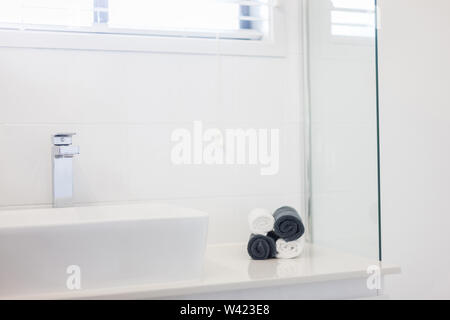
[
  {"x1": 0, "y1": 0, "x2": 272, "y2": 40},
  {"x1": 330, "y1": 0, "x2": 375, "y2": 38}
]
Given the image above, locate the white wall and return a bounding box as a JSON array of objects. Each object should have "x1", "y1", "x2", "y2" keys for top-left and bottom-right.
[
  {"x1": 0, "y1": 1, "x2": 304, "y2": 245},
  {"x1": 379, "y1": 0, "x2": 450, "y2": 299}
]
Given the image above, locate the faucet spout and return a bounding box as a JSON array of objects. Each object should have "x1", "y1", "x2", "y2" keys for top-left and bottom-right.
[{"x1": 52, "y1": 133, "x2": 79, "y2": 207}]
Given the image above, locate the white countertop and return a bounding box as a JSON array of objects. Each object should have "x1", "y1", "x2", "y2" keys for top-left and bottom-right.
[{"x1": 7, "y1": 243, "x2": 400, "y2": 300}]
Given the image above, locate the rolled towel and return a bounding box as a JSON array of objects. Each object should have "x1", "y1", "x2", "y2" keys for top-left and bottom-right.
[
  {"x1": 247, "y1": 234, "x2": 276, "y2": 260},
  {"x1": 275, "y1": 237, "x2": 305, "y2": 259},
  {"x1": 266, "y1": 230, "x2": 280, "y2": 242},
  {"x1": 248, "y1": 208, "x2": 275, "y2": 235},
  {"x1": 273, "y1": 206, "x2": 305, "y2": 241}
]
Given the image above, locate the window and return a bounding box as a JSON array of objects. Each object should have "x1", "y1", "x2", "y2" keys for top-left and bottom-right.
[
  {"x1": 330, "y1": 0, "x2": 375, "y2": 38},
  {"x1": 0, "y1": 0, "x2": 271, "y2": 40}
]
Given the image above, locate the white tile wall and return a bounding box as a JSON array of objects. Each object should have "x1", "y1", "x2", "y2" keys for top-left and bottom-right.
[{"x1": 0, "y1": 0, "x2": 304, "y2": 244}]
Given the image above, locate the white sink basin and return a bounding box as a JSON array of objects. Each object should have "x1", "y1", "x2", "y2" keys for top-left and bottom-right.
[{"x1": 0, "y1": 203, "x2": 208, "y2": 298}]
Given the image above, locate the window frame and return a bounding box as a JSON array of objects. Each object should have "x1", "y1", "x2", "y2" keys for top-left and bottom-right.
[{"x1": 0, "y1": 1, "x2": 286, "y2": 57}]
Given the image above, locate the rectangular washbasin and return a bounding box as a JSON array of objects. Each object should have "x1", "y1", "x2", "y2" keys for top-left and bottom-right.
[{"x1": 0, "y1": 203, "x2": 208, "y2": 298}]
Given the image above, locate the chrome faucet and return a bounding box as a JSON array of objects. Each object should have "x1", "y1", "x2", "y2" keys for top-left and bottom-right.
[{"x1": 52, "y1": 133, "x2": 79, "y2": 207}]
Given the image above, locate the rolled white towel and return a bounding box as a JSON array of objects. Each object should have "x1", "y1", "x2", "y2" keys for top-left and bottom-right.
[
  {"x1": 275, "y1": 237, "x2": 305, "y2": 259},
  {"x1": 248, "y1": 208, "x2": 275, "y2": 235}
]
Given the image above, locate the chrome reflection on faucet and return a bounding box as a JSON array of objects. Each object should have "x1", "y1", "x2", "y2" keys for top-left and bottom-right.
[{"x1": 52, "y1": 133, "x2": 79, "y2": 207}]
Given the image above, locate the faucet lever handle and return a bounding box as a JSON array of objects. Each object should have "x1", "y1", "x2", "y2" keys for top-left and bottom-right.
[
  {"x1": 53, "y1": 133, "x2": 76, "y2": 146},
  {"x1": 53, "y1": 145, "x2": 80, "y2": 157}
]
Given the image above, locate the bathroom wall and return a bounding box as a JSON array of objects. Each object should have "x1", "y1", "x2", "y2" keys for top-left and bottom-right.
[
  {"x1": 379, "y1": 0, "x2": 450, "y2": 299},
  {"x1": 0, "y1": 0, "x2": 304, "y2": 245}
]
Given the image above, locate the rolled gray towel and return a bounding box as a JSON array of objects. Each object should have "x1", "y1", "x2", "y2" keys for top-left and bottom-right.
[
  {"x1": 267, "y1": 231, "x2": 280, "y2": 242},
  {"x1": 273, "y1": 206, "x2": 305, "y2": 241},
  {"x1": 247, "y1": 234, "x2": 276, "y2": 260}
]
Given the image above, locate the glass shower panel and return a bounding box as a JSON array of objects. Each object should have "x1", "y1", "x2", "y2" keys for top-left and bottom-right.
[{"x1": 306, "y1": 0, "x2": 380, "y2": 259}]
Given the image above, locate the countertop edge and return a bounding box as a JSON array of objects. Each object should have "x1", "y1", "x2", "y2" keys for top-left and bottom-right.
[{"x1": 2, "y1": 244, "x2": 401, "y2": 300}]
